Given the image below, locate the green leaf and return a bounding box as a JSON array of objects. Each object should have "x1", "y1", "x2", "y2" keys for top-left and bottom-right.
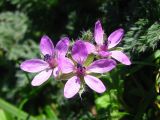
[
  {"x1": 111, "y1": 110, "x2": 128, "y2": 120},
  {"x1": 95, "y1": 94, "x2": 111, "y2": 109},
  {"x1": 44, "y1": 105, "x2": 58, "y2": 120},
  {"x1": 0, "y1": 109, "x2": 8, "y2": 120},
  {"x1": 0, "y1": 98, "x2": 36, "y2": 120}
]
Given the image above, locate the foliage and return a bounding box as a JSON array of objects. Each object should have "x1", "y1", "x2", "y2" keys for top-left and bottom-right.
[
  {"x1": 123, "y1": 19, "x2": 160, "y2": 57},
  {"x1": 0, "y1": 11, "x2": 39, "y2": 60},
  {"x1": 0, "y1": 0, "x2": 160, "y2": 120}
]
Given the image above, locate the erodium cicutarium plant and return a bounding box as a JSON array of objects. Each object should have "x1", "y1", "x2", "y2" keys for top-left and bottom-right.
[
  {"x1": 20, "y1": 35, "x2": 69, "y2": 86},
  {"x1": 59, "y1": 40, "x2": 116, "y2": 98},
  {"x1": 20, "y1": 20, "x2": 131, "y2": 99},
  {"x1": 85, "y1": 20, "x2": 131, "y2": 65}
]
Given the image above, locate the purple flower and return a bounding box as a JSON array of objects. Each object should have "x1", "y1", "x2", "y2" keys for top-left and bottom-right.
[
  {"x1": 85, "y1": 20, "x2": 131, "y2": 65},
  {"x1": 20, "y1": 35, "x2": 69, "y2": 86},
  {"x1": 59, "y1": 40, "x2": 116, "y2": 98}
]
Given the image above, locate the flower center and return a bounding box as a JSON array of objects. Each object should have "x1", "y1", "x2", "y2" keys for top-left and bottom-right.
[
  {"x1": 100, "y1": 45, "x2": 107, "y2": 51},
  {"x1": 97, "y1": 39, "x2": 112, "y2": 52},
  {"x1": 76, "y1": 63, "x2": 86, "y2": 77},
  {"x1": 96, "y1": 44, "x2": 108, "y2": 53},
  {"x1": 44, "y1": 54, "x2": 57, "y2": 68}
]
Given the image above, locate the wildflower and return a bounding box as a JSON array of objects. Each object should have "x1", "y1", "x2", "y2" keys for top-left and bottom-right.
[
  {"x1": 86, "y1": 20, "x2": 131, "y2": 65},
  {"x1": 20, "y1": 35, "x2": 69, "y2": 86},
  {"x1": 59, "y1": 40, "x2": 116, "y2": 98}
]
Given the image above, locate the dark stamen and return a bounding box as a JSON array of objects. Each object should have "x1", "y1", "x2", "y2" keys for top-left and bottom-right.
[
  {"x1": 105, "y1": 39, "x2": 111, "y2": 46},
  {"x1": 44, "y1": 54, "x2": 51, "y2": 62},
  {"x1": 77, "y1": 63, "x2": 82, "y2": 68},
  {"x1": 76, "y1": 63, "x2": 86, "y2": 76}
]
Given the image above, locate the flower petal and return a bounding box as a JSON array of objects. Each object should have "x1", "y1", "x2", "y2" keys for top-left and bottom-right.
[
  {"x1": 94, "y1": 20, "x2": 104, "y2": 45},
  {"x1": 110, "y1": 51, "x2": 131, "y2": 65},
  {"x1": 40, "y1": 35, "x2": 54, "y2": 56},
  {"x1": 87, "y1": 59, "x2": 116, "y2": 73},
  {"x1": 84, "y1": 42, "x2": 96, "y2": 54},
  {"x1": 64, "y1": 76, "x2": 81, "y2": 98},
  {"x1": 53, "y1": 67, "x2": 59, "y2": 78},
  {"x1": 55, "y1": 37, "x2": 70, "y2": 57},
  {"x1": 98, "y1": 51, "x2": 110, "y2": 57},
  {"x1": 108, "y1": 28, "x2": 124, "y2": 49},
  {"x1": 58, "y1": 57, "x2": 74, "y2": 74},
  {"x1": 31, "y1": 69, "x2": 52, "y2": 86},
  {"x1": 20, "y1": 59, "x2": 49, "y2": 73},
  {"x1": 84, "y1": 75, "x2": 106, "y2": 93},
  {"x1": 72, "y1": 40, "x2": 88, "y2": 64}
]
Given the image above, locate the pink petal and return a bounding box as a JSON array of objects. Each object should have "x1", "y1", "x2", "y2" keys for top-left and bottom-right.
[
  {"x1": 20, "y1": 59, "x2": 49, "y2": 73},
  {"x1": 84, "y1": 75, "x2": 106, "y2": 93},
  {"x1": 98, "y1": 51, "x2": 110, "y2": 57},
  {"x1": 40, "y1": 35, "x2": 54, "y2": 56},
  {"x1": 110, "y1": 51, "x2": 131, "y2": 65},
  {"x1": 87, "y1": 59, "x2": 116, "y2": 73},
  {"x1": 72, "y1": 40, "x2": 88, "y2": 64},
  {"x1": 55, "y1": 37, "x2": 70, "y2": 57},
  {"x1": 108, "y1": 28, "x2": 124, "y2": 49},
  {"x1": 53, "y1": 67, "x2": 59, "y2": 78},
  {"x1": 84, "y1": 42, "x2": 96, "y2": 54},
  {"x1": 31, "y1": 69, "x2": 52, "y2": 86},
  {"x1": 58, "y1": 57, "x2": 74, "y2": 74},
  {"x1": 64, "y1": 76, "x2": 81, "y2": 98},
  {"x1": 94, "y1": 20, "x2": 104, "y2": 45}
]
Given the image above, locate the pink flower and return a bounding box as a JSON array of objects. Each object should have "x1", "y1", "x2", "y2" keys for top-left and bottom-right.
[
  {"x1": 20, "y1": 35, "x2": 69, "y2": 86},
  {"x1": 85, "y1": 20, "x2": 131, "y2": 65},
  {"x1": 59, "y1": 40, "x2": 116, "y2": 98}
]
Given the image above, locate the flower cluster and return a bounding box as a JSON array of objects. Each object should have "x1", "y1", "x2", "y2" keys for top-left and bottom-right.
[{"x1": 20, "y1": 20, "x2": 131, "y2": 98}]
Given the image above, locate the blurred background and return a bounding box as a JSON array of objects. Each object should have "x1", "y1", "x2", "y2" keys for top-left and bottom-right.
[{"x1": 0, "y1": 0, "x2": 160, "y2": 120}]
